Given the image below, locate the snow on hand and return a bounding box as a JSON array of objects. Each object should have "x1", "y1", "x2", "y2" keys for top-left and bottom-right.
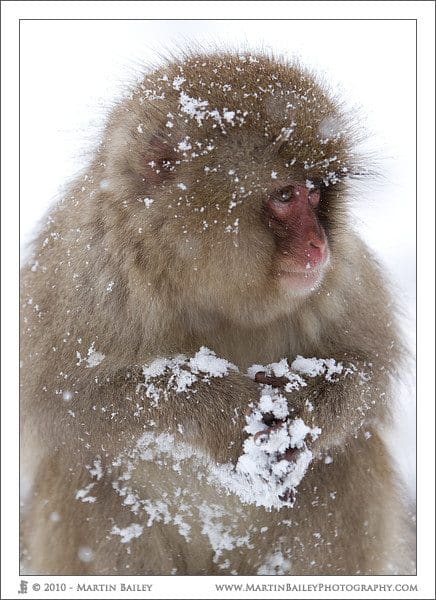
[{"x1": 215, "y1": 381, "x2": 321, "y2": 510}]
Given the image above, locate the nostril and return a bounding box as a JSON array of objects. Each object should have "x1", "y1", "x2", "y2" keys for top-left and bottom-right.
[
  {"x1": 306, "y1": 237, "x2": 327, "y2": 267},
  {"x1": 309, "y1": 239, "x2": 326, "y2": 251}
]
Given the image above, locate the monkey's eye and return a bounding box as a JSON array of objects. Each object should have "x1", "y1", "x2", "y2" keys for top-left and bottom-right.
[
  {"x1": 276, "y1": 186, "x2": 295, "y2": 203},
  {"x1": 279, "y1": 189, "x2": 293, "y2": 202}
]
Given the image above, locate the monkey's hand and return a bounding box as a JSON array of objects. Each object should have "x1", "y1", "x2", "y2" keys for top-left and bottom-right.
[
  {"x1": 251, "y1": 355, "x2": 381, "y2": 452},
  {"x1": 73, "y1": 350, "x2": 331, "y2": 510},
  {"x1": 229, "y1": 379, "x2": 320, "y2": 508},
  {"x1": 124, "y1": 347, "x2": 270, "y2": 465},
  {"x1": 104, "y1": 356, "x2": 319, "y2": 511}
]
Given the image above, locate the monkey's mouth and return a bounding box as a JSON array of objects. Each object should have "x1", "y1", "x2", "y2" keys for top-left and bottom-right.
[
  {"x1": 278, "y1": 268, "x2": 324, "y2": 290},
  {"x1": 277, "y1": 255, "x2": 329, "y2": 293}
]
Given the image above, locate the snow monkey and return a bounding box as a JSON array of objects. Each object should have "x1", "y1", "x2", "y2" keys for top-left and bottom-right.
[{"x1": 20, "y1": 52, "x2": 415, "y2": 575}]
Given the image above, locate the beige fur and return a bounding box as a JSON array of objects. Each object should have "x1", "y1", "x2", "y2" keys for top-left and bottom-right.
[{"x1": 21, "y1": 52, "x2": 415, "y2": 575}]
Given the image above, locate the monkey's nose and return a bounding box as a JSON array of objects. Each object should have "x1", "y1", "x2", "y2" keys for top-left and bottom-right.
[{"x1": 306, "y1": 239, "x2": 327, "y2": 267}]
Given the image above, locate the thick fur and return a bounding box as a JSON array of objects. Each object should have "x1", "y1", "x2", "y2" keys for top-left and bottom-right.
[{"x1": 20, "y1": 52, "x2": 415, "y2": 575}]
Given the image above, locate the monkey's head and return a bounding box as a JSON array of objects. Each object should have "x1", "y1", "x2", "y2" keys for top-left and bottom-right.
[{"x1": 104, "y1": 52, "x2": 361, "y2": 327}]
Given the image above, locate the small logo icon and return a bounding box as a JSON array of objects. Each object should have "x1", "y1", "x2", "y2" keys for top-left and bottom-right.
[{"x1": 18, "y1": 580, "x2": 28, "y2": 594}]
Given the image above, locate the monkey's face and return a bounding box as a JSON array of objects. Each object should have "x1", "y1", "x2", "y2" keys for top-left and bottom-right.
[
  {"x1": 263, "y1": 181, "x2": 330, "y2": 293},
  {"x1": 117, "y1": 54, "x2": 357, "y2": 326}
]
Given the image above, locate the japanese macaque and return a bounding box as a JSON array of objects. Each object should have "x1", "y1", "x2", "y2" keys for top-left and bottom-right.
[{"x1": 20, "y1": 51, "x2": 415, "y2": 575}]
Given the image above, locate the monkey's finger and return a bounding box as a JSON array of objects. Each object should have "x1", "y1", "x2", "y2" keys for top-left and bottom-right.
[
  {"x1": 253, "y1": 429, "x2": 270, "y2": 444},
  {"x1": 278, "y1": 447, "x2": 301, "y2": 462},
  {"x1": 253, "y1": 420, "x2": 288, "y2": 445},
  {"x1": 278, "y1": 488, "x2": 296, "y2": 504},
  {"x1": 254, "y1": 371, "x2": 289, "y2": 388}
]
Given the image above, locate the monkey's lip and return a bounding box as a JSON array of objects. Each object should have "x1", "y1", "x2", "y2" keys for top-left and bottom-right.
[{"x1": 276, "y1": 263, "x2": 327, "y2": 291}]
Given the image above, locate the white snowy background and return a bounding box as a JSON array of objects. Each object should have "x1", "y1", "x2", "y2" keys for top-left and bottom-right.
[{"x1": 19, "y1": 19, "x2": 416, "y2": 495}]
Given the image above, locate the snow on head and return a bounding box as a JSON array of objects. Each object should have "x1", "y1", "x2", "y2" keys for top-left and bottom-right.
[
  {"x1": 223, "y1": 110, "x2": 235, "y2": 124},
  {"x1": 177, "y1": 88, "x2": 242, "y2": 132},
  {"x1": 179, "y1": 92, "x2": 209, "y2": 125},
  {"x1": 172, "y1": 75, "x2": 186, "y2": 91}
]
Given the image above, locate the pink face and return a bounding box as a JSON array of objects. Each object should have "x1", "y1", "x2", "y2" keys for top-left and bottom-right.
[{"x1": 264, "y1": 182, "x2": 330, "y2": 293}]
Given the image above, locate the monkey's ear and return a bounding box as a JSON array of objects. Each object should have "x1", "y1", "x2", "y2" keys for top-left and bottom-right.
[{"x1": 143, "y1": 133, "x2": 178, "y2": 186}]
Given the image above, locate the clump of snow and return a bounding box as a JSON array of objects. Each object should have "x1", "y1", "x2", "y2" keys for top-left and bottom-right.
[
  {"x1": 212, "y1": 385, "x2": 321, "y2": 510},
  {"x1": 172, "y1": 75, "x2": 185, "y2": 91},
  {"x1": 86, "y1": 345, "x2": 105, "y2": 368},
  {"x1": 87, "y1": 458, "x2": 103, "y2": 481},
  {"x1": 288, "y1": 417, "x2": 318, "y2": 449},
  {"x1": 77, "y1": 342, "x2": 105, "y2": 368},
  {"x1": 189, "y1": 347, "x2": 233, "y2": 377},
  {"x1": 75, "y1": 483, "x2": 97, "y2": 503},
  {"x1": 178, "y1": 138, "x2": 192, "y2": 152},
  {"x1": 179, "y1": 91, "x2": 209, "y2": 125},
  {"x1": 198, "y1": 503, "x2": 250, "y2": 562},
  {"x1": 291, "y1": 355, "x2": 353, "y2": 382},
  {"x1": 111, "y1": 523, "x2": 144, "y2": 544},
  {"x1": 223, "y1": 110, "x2": 235, "y2": 124},
  {"x1": 257, "y1": 550, "x2": 291, "y2": 575},
  {"x1": 173, "y1": 514, "x2": 192, "y2": 541},
  {"x1": 177, "y1": 90, "x2": 244, "y2": 132},
  {"x1": 139, "y1": 347, "x2": 237, "y2": 401}
]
